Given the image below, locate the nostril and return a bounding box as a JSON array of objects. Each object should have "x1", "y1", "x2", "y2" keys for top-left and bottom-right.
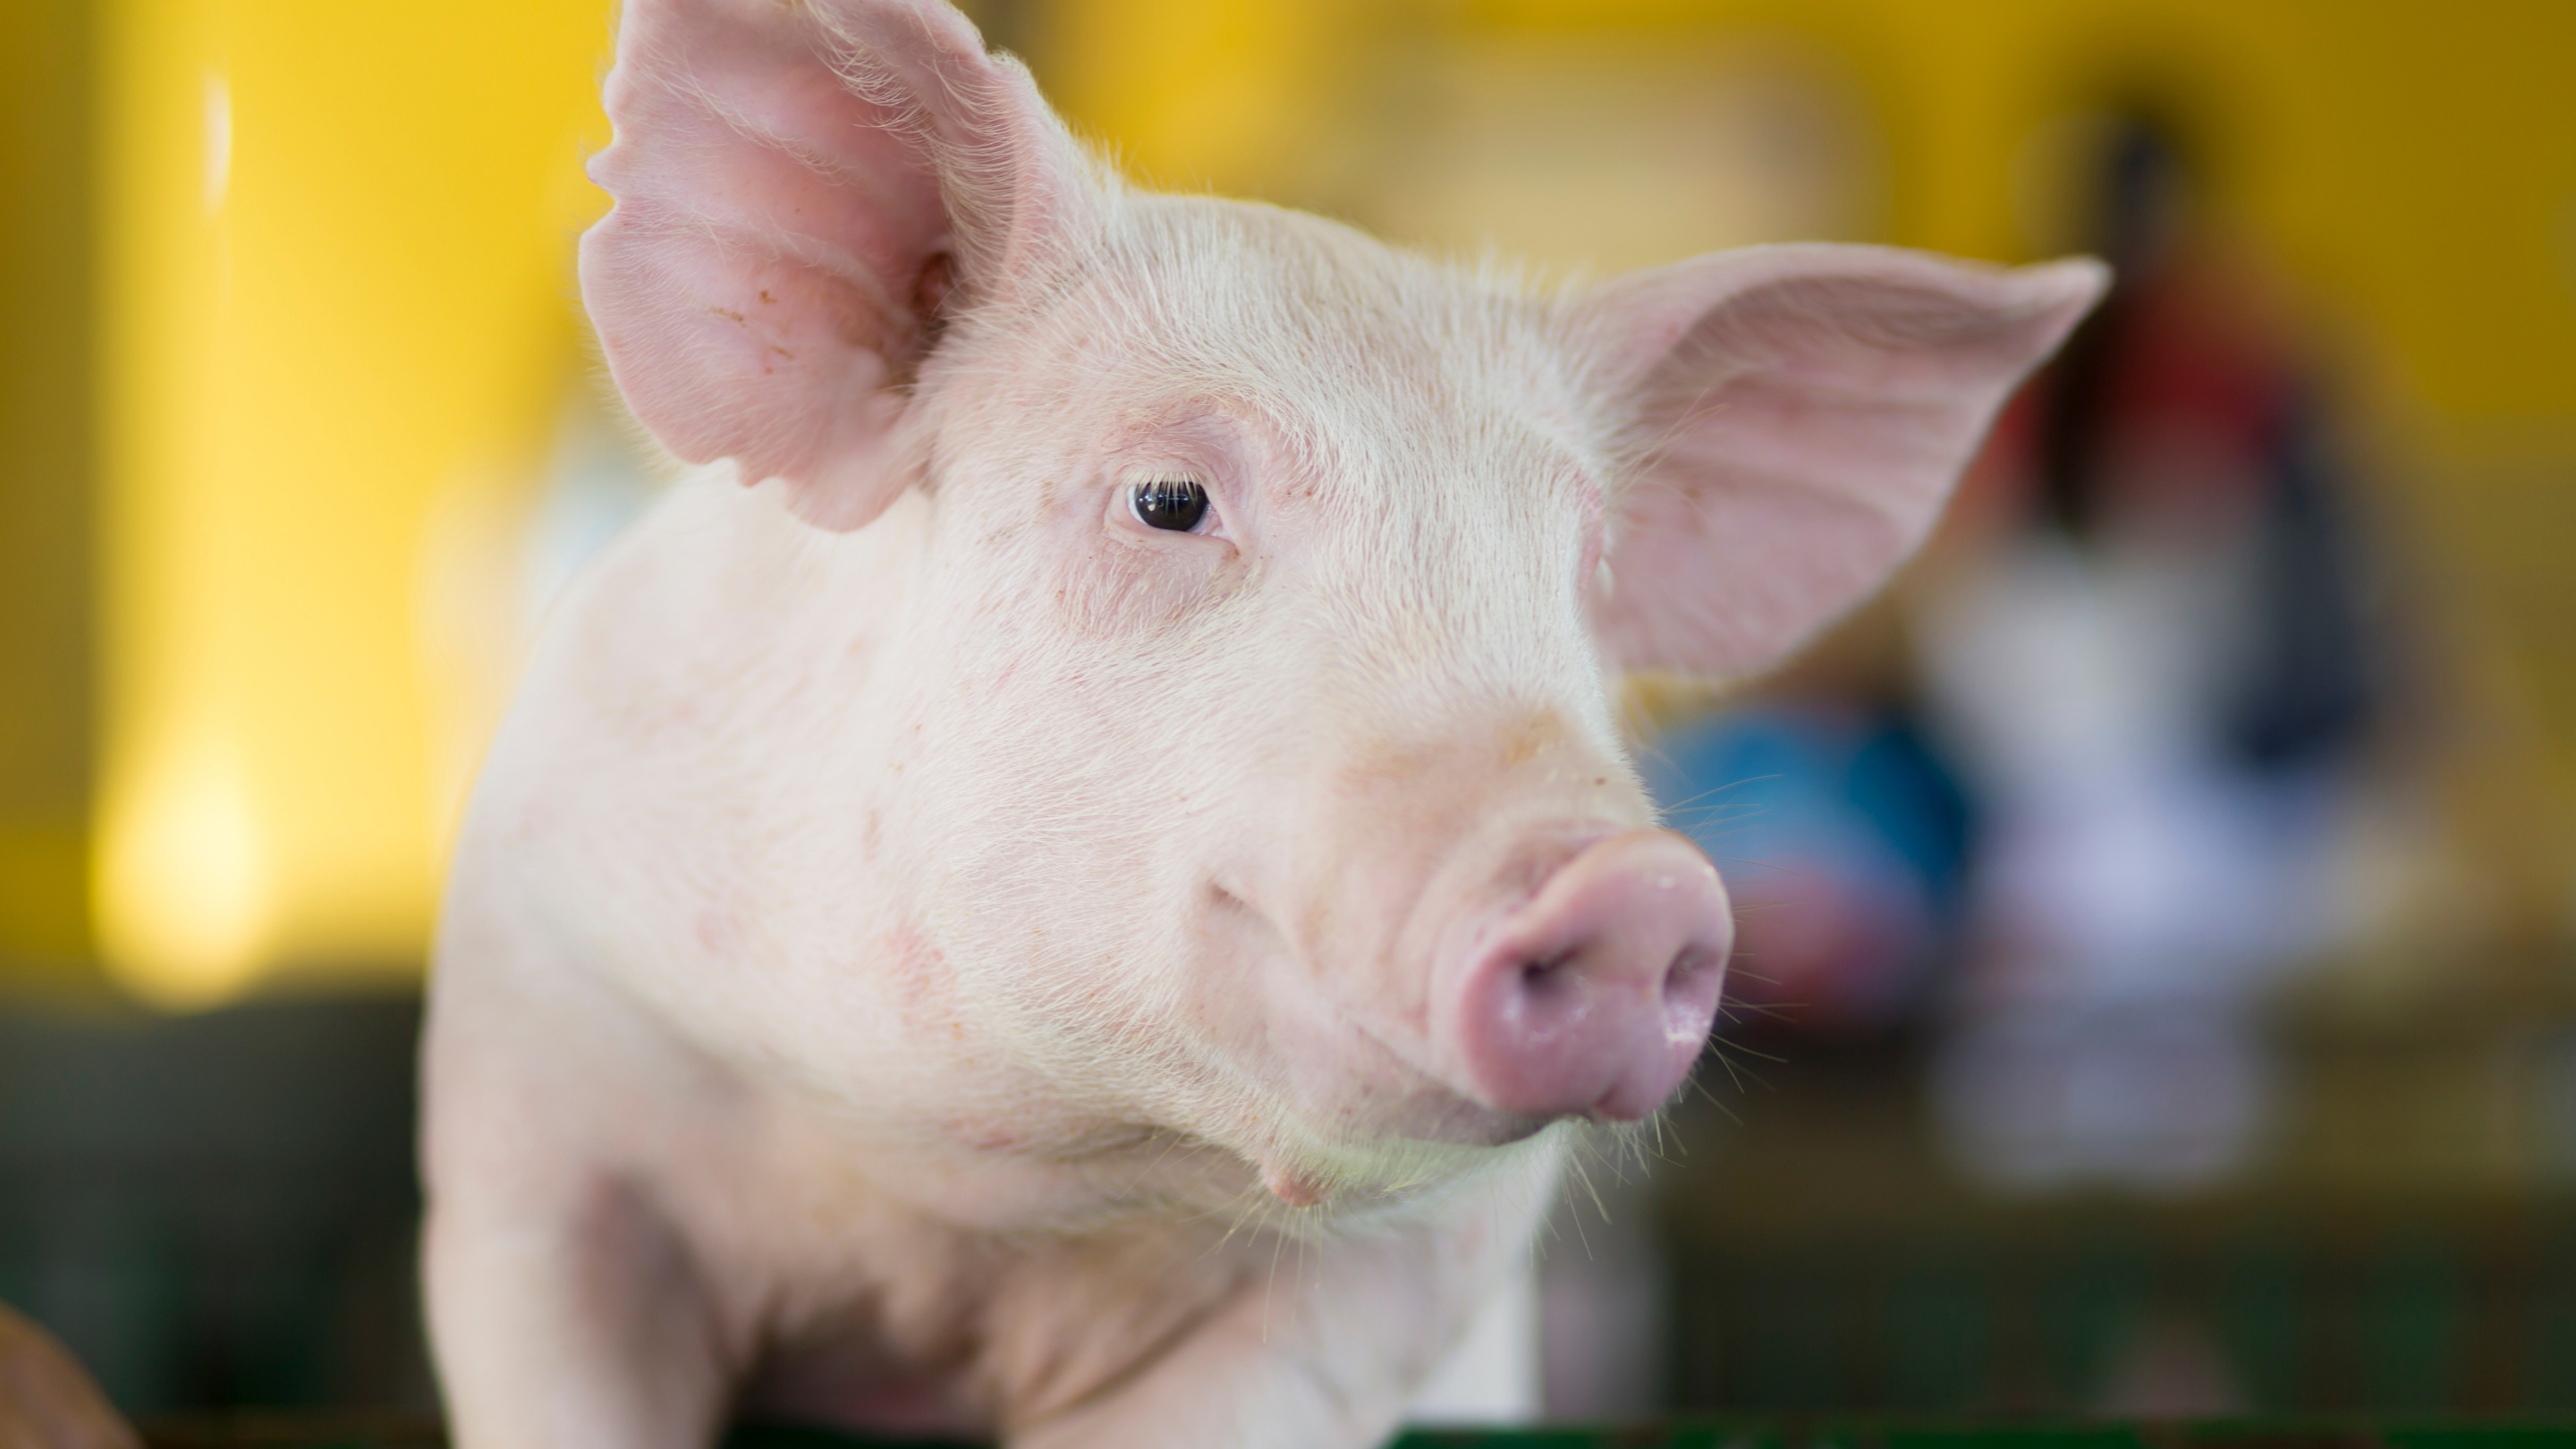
[
  {"x1": 1665, "y1": 945, "x2": 1717, "y2": 996},
  {"x1": 1512, "y1": 952, "x2": 1588, "y2": 1029},
  {"x1": 1661, "y1": 946, "x2": 1726, "y2": 1043}
]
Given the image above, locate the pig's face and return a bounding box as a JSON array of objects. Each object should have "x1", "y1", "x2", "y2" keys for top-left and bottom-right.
[
  {"x1": 578, "y1": 0, "x2": 2103, "y2": 1208},
  {"x1": 885, "y1": 201, "x2": 1659, "y2": 1195}
]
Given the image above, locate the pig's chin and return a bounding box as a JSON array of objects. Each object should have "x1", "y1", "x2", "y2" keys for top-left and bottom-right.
[{"x1": 1232, "y1": 1090, "x2": 1563, "y2": 1216}]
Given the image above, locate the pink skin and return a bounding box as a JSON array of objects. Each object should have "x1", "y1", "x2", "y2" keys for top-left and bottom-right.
[
  {"x1": 422, "y1": 3, "x2": 2105, "y2": 1446},
  {"x1": 1436, "y1": 830, "x2": 1733, "y2": 1123}
]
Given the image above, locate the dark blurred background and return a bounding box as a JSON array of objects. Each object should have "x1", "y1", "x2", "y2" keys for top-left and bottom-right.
[{"x1": 4, "y1": 0, "x2": 2574, "y2": 1425}]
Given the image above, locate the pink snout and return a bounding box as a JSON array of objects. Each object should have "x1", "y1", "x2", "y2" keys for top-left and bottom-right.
[{"x1": 1440, "y1": 829, "x2": 1733, "y2": 1122}]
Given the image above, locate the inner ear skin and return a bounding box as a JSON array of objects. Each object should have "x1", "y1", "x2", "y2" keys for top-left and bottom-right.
[{"x1": 891, "y1": 251, "x2": 956, "y2": 389}]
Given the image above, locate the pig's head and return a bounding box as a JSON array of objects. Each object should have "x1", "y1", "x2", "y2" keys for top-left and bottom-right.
[{"x1": 581, "y1": 0, "x2": 2103, "y2": 1208}]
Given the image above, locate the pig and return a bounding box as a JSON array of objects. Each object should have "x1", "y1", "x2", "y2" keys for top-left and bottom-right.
[{"x1": 419, "y1": 0, "x2": 2103, "y2": 1445}]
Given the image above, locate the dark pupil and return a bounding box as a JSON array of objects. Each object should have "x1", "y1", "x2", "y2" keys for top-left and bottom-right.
[{"x1": 1131, "y1": 479, "x2": 1208, "y2": 532}]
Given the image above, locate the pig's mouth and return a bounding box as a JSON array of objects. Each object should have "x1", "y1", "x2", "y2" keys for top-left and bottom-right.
[{"x1": 1196, "y1": 998, "x2": 1580, "y2": 1216}]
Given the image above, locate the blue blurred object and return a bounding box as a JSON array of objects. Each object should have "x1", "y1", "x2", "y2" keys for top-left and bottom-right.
[{"x1": 1644, "y1": 702, "x2": 1975, "y2": 1035}]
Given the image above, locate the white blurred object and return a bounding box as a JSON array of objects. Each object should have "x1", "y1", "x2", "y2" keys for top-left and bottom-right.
[
  {"x1": 1918, "y1": 535, "x2": 2341, "y2": 1193},
  {"x1": 1921, "y1": 537, "x2": 2339, "y2": 1002}
]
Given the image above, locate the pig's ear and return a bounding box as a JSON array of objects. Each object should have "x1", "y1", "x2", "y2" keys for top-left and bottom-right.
[
  {"x1": 1581, "y1": 243, "x2": 2106, "y2": 675},
  {"x1": 580, "y1": 0, "x2": 1098, "y2": 530}
]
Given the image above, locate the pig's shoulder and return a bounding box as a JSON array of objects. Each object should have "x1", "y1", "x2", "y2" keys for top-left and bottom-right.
[
  {"x1": 445, "y1": 474, "x2": 923, "y2": 1047},
  {"x1": 507, "y1": 473, "x2": 921, "y2": 754}
]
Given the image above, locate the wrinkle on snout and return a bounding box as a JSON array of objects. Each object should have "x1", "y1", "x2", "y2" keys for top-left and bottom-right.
[
  {"x1": 1497, "y1": 706, "x2": 1572, "y2": 767},
  {"x1": 1334, "y1": 705, "x2": 1578, "y2": 792}
]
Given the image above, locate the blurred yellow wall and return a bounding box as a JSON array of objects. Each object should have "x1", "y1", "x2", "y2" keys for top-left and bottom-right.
[
  {"x1": 89, "y1": 0, "x2": 609, "y2": 1005},
  {"x1": 0, "y1": 0, "x2": 96, "y2": 984},
  {"x1": 0, "y1": 0, "x2": 2568, "y2": 1006},
  {"x1": 1046, "y1": 0, "x2": 2576, "y2": 424}
]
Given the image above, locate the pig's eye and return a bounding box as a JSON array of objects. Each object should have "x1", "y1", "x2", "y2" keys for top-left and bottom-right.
[{"x1": 1130, "y1": 479, "x2": 1209, "y2": 532}]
